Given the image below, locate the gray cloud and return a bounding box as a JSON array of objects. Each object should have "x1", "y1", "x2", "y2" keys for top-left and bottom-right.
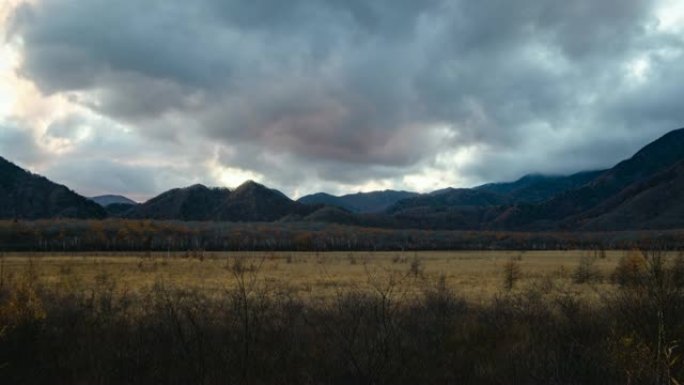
[
  {"x1": 4, "y1": 0, "x2": 684, "y2": 197},
  {"x1": 42, "y1": 157, "x2": 202, "y2": 201},
  {"x1": 0, "y1": 124, "x2": 45, "y2": 165}
]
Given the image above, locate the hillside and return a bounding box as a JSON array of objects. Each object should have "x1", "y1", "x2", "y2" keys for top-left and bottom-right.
[
  {"x1": 387, "y1": 188, "x2": 509, "y2": 214},
  {"x1": 373, "y1": 188, "x2": 509, "y2": 230},
  {"x1": 576, "y1": 160, "x2": 684, "y2": 230},
  {"x1": 491, "y1": 128, "x2": 684, "y2": 229},
  {"x1": 0, "y1": 156, "x2": 105, "y2": 219},
  {"x1": 127, "y1": 181, "x2": 321, "y2": 221},
  {"x1": 126, "y1": 184, "x2": 231, "y2": 220},
  {"x1": 214, "y1": 181, "x2": 318, "y2": 221},
  {"x1": 298, "y1": 190, "x2": 419, "y2": 213},
  {"x1": 476, "y1": 170, "x2": 604, "y2": 203}
]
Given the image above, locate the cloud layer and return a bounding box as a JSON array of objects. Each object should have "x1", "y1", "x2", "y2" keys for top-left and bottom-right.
[{"x1": 2, "y1": 0, "x2": 684, "y2": 199}]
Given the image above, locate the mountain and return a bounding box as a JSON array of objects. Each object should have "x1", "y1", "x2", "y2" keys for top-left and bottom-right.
[
  {"x1": 127, "y1": 181, "x2": 321, "y2": 221},
  {"x1": 0, "y1": 156, "x2": 105, "y2": 219},
  {"x1": 347, "y1": 127, "x2": 684, "y2": 231},
  {"x1": 476, "y1": 170, "x2": 604, "y2": 203},
  {"x1": 491, "y1": 128, "x2": 684, "y2": 230},
  {"x1": 387, "y1": 188, "x2": 509, "y2": 214},
  {"x1": 298, "y1": 190, "x2": 419, "y2": 213},
  {"x1": 297, "y1": 193, "x2": 352, "y2": 211},
  {"x1": 374, "y1": 188, "x2": 509, "y2": 230},
  {"x1": 90, "y1": 195, "x2": 137, "y2": 207},
  {"x1": 126, "y1": 184, "x2": 232, "y2": 220},
  {"x1": 576, "y1": 160, "x2": 684, "y2": 230},
  {"x1": 214, "y1": 181, "x2": 316, "y2": 221}
]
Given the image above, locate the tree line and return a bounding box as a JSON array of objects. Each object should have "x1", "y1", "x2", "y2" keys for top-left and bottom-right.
[{"x1": 1, "y1": 219, "x2": 683, "y2": 252}]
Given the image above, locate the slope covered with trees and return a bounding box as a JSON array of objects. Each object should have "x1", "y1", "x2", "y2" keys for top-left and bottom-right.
[
  {"x1": 0, "y1": 157, "x2": 105, "y2": 219},
  {"x1": 298, "y1": 190, "x2": 419, "y2": 213}
]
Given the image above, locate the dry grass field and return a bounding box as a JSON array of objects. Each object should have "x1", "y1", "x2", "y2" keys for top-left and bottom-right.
[
  {"x1": 2, "y1": 248, "x2": 684, "y2": 384},
  {"x1": 0, "y1": 250, "x2": 637, "y2": 302}
]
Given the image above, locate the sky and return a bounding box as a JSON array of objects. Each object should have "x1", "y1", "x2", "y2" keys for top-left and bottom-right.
[{"x1": 1, "y1": 0, "x2": 684, "y2": 201}]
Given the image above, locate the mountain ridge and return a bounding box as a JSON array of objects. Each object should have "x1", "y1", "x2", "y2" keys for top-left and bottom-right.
[
  {"x1": 0, "y1": 156, "x2": 106, "y2": 219},
  {"x1": 489, "y1": 127, "x2": 684, "y2": 230},
  {"x1": 298, "y1": 190, "x2": 419, "y2": 213},
  {"x1": 2, "y1": 127, "x2": 683, "y2": 231}
]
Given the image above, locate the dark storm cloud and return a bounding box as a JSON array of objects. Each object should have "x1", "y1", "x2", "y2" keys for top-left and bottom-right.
[{"x1": 6, "y1": 0, "x2": 684, "y2": 194}]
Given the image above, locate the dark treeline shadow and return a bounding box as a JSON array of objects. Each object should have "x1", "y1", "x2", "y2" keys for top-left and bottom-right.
[{"x1": 1, "y1": 219, "x2": 684, "y2": 252}]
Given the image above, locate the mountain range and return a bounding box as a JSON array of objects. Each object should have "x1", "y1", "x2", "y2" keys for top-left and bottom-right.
[
  {"x1": 1, "y1": 127, "x2": 683, "y2": 231},
  {"x1": 125, "y1": 182, "x2": 320, "y2": 221}
]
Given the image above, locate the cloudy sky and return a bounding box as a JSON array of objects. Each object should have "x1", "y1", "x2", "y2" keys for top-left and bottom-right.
[{"x1": 1, "y1": 0, "x2": 683, "y2": 201}]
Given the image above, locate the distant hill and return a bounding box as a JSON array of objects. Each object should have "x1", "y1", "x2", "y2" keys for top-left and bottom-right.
[
  {"x1": 126, "y1": 184, "x2": 232, "y2": 220},
  {"x1": 90, "y1": 195, "x2": 137, "y2": 207},
  {"x1": 214, "y1": 181, "x2": 317, "y2": 221},
  {"x1": 298, "y1": 193, "x2": 350, "y2": 210},
  {"x1": 374, "y1": 188, "x2": 508, "y2": 230},
  {"x1": 387, "y1": 188, "x2": 509, "y2": 214},
  {"x1": 476, "y1": 170, "x2": 604, "y2": 203},
  {"x1": 0, "y1": 156, "x2": 105, "y2": 219},
  {"x1": 298, "y1": 190, "x2": 419, "y2": 213},
  {"x1": 127, "y1": 181, "x2": 321, "y2": 221}
]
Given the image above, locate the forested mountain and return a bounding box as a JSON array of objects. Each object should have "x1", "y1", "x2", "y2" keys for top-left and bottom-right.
[
  {"x1": 491, "y1": 128, "x2": 684, "y2": 230},
  {"x1": 126, "y1": 181, "x2": 321, "y2": 221},
  {"x1": 213, "y1": 181, "x2": 319, "y2": 221},
  {"x1": 298, "y1": 190, "x2": 419, "y2": 213},
  {"x1": 310, "y1": 128, "x2": 684, "y2": 231},
  {"x1": 0, "y1": 156, "x2": 105, "y2": 219},
  {"x1": 575, "y1": 160, "x2": 684, "y2": 230},
  {"x1": 475, "y1": 171, "x2": 604, "y2": 203}
]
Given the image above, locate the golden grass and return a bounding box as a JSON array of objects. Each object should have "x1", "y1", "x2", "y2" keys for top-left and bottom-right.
[{"x1": 0, "y1": 250, "x2": 644, "y2": 303}]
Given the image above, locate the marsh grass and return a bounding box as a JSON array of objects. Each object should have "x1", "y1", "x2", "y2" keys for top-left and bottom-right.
[
  {"x1": 0, "y1": 250, "x2": 624, "y2": 303},
  {"x1": 0, "y1": 249, "x2": 683, "y2": 384}
]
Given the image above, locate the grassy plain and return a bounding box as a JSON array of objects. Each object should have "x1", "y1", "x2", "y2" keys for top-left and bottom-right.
[
  {"x1": 2, "y1": 249, "x2": 684, "y2": 384},
  {"x1": 0, "y1": 250, "x2": 630, "y2": 302}
]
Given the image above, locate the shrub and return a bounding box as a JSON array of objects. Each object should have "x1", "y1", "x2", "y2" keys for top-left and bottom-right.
[
  {"x1": 573, "y1": 255, "x2": 602, "y2": 284},
  {"x1": 612, "y1": 250, "x2": 647, "y2": 287},
  {"x1": 409, "y1": 256, "x2": 424, "y2": 277},
  {"x1": 502, "y1": 259, "x2": 521, "y2": 291}
]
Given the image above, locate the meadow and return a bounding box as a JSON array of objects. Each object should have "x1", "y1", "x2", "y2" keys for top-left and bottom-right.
[
  {"x1": 1, "y1": 249, "x2": 683, "y2": 384},
  {"x1": 0, "y1": 250, "x2": 625, "y2": 302}
]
